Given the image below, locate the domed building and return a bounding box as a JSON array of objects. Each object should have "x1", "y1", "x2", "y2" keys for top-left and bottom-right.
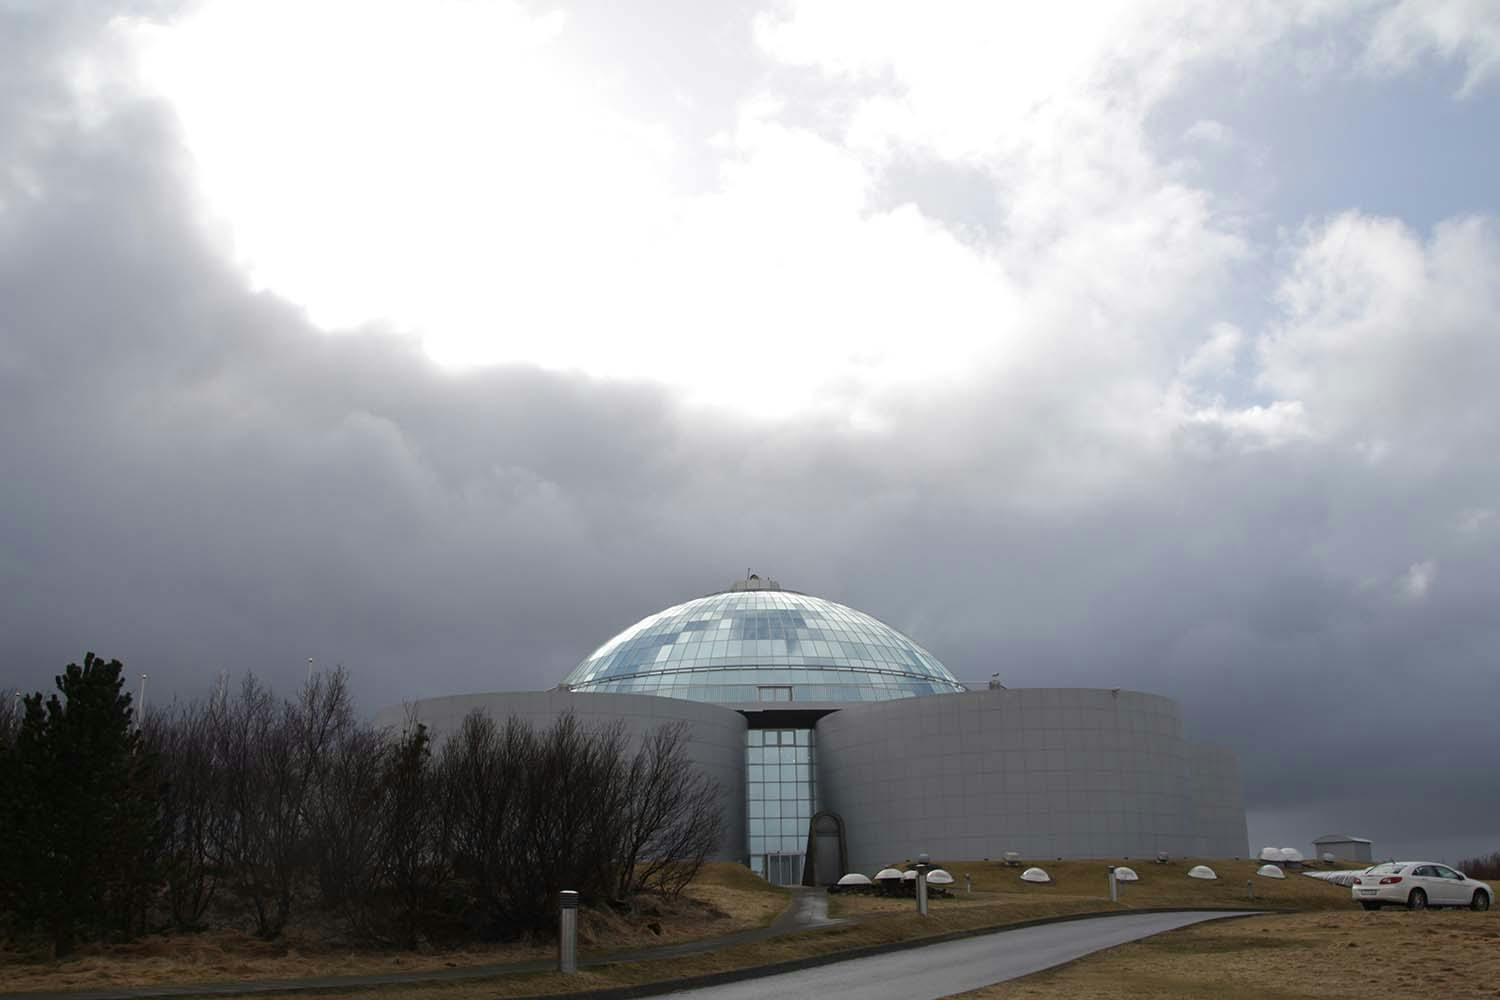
[
  {"x1": 378, "y1": 576, "x2": 1248, "y2": 883},
  {"x1": 563, "y1": 577, "x2": 965, "y2": 704}
]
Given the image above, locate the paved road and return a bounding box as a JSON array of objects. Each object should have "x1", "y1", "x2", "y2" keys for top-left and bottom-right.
[{"x1": 660, "y1": 910, "x2": 1252, "y2": 1000}]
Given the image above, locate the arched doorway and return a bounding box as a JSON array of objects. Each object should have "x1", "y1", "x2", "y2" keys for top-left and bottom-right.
[{"x1": 801, "y1": 811, "x2": 848, "y2": 886}]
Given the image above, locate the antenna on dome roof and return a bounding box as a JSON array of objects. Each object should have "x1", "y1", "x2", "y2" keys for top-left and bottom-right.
[{"x1": 727, "y1": 572, "x2": 782, "y2": 593}]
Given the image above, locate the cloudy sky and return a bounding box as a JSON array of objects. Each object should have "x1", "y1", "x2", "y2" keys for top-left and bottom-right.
[{"x1": 3, "y1": 0, "x2": 1499, "y2": 861}]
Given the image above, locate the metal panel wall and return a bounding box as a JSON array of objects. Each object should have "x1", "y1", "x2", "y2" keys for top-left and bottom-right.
[
  {"x1": 1189, "y1": 743, "x2": 1251, "y2": 859},
  {"x1": 814, "y1": 688, "x2": 1247, "y2": 872}
]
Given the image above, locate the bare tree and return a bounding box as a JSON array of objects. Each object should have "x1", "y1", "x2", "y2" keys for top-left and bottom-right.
[
  {"x1": 210, "y1": 675, "x2": 276, "y2": 936},
  {"x1": 510, "y1": 715, "x2": 630, "y2": 930},
  {"x1": 437, "y1": 711, "x2": 723, "y2": 938},
  {"x1": 0, "y1": 690, "x2": 19, "y2": 751},
  {"x1": 150, "y1": 700, "x2": 221, "y2": 930},
  {"x1": 616, "y1": 723, "x2": 723, "y2": 898},
  {"x1": 375, "y1": 716, "x2": 451, "y2": 949},
  {"x1": 307, "y1": 717, "x2": 388, "y2": 925},
  {"x1": 439, "y1": 711, "x2": 527, "y2": 939},
  {"x1": 1459, "y1": 851, "x2": 1500, "y2": 880},
  {"x1": 5, "y1": 669, "x2": 727, "y2": 948},
  {"x1": 214, "y1": 670, "x2": 352, "y2": 938}
]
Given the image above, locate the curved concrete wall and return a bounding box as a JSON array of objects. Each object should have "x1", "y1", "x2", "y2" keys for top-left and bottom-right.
[
  {"x1": 813, "y1": 688, "x2": 1248, "y2": 872},
  {"x1": 1189, "y1": 743, "x2": 1248, "y2": 858},
  {"x1": 375, "y1": 691, "x2": 747, "y2": 860}
]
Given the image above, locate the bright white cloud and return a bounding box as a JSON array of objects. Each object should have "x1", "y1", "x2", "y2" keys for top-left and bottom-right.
[
  {"x1": 1180, "y1": 322, "x2": 1245, "y2": 380},
  {"x1": 1257, "y1": 213, "x2": 1500, "y2": 449},
  {"x1": 119, "y1": 0, "x2": 1499, "y2": 428},
  {"x1": 1366, "y1": 0, "x2": 1500, "y2": 95},
  {"x1": 129, "y1": 1, "x2": 678, "y2": 362},
  {"x1": 126, "y1": 0, "x2": 1037, "y2": 415}
]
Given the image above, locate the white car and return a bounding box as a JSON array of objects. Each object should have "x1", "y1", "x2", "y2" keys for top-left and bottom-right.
[{"x1": 1351, "y1": 861, "x2": 1492, "y2": 911}]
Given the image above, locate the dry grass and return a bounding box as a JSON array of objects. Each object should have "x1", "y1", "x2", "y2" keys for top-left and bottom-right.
[
  {"x1": 262, "y1": 897, "x2": 1123, "y2": 1000},
  {"x1": 674, "y1": 861, "x2": 788, "y2": 929},
  {"x1": 228, "y1": 857, "x2": 1356, "y2": 1000},
  {"x1": 957, "y1": 907, "x2": 1500, "y2": 999},
  {"x1": 828, "y1": 857, "x2": 1352, "y2": 918},
  {"x1": 0, "y1": 863, "x2": 787, "y2": 993},
  {"x1": 0, "y1": 858, "x2": 1363, "y2": 998}
]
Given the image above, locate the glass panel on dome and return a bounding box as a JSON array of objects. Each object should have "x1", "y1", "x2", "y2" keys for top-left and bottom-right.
[{"x1": 563, "y1": 588, "x2": 964, "y2": 705}]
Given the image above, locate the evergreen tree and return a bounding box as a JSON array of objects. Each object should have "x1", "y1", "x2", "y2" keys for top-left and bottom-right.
[{"x1": 0, "y1": 653, "x2": 159, "y2": 955}]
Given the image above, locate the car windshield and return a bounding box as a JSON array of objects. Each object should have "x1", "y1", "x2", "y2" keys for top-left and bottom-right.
[{"x1": 1365, "y1": 863, "x2": 1404, "y2": 874}]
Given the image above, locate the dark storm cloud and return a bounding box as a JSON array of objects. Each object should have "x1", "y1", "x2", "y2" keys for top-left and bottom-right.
[{"x1": 3, "y1": 2, "x2": 1499, "y2": 863}]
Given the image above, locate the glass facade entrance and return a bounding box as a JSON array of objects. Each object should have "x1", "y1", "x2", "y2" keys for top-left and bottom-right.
[{"x1": 746, "y1": 727, "x2": 816, "y2": 885}]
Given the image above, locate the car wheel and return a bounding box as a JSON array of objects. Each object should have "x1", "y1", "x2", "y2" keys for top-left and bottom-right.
[
  {"x1": 1360, "y1": 901, "x2": 1381, "y2": 911},
  {"x1": 1407, "y1": 889, "x2": 1427, "y2": 910},
  {"x1": 1472, "y1": 891, "x2": 1490, "y2": 912}
]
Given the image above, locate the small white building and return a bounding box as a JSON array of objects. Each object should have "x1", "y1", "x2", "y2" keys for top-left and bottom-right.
[{"x1": 1311, "y1": 834, "x2": 1372, "y2": 863}]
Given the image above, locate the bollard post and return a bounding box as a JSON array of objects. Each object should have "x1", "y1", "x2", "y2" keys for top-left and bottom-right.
[
  {"x1": 558, "y1": 890, "x2": 579, "y2": 974},
  {"x1": 965, "y1": 873, "x2": 973, "y2": 895},
  {"x1": 915, "y1": 852, "x2": 931, "y2": 917},
  {"x1": 1108, "y1": 867, "x2": 1118, "y2": 903},
  {"x1": 1247, "y1": 880, "x2": 1254, "y2": 901}
]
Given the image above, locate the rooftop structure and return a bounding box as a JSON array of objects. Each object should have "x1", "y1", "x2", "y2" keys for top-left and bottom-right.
[{"x1": 562, "y1": 580, "x2": 964, "y2": 704}]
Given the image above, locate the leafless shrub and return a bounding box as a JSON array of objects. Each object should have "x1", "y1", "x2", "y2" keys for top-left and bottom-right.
[
  {"x1": 375, "y1": 717, "x2": 452, "y2": 948},
  {"x1": 509, "y1": 714, "x2": 631, "y2": 931},
  {"x1": 435, "y1": 711, "x2": 722, "y2": 939},
  {"x1": 148, "y1": 700, "x2": 221, "y2": 930},
  {"x1": 307, "y1": 715, "x2": 388, "y2": 923},
  {"x1": 213, "y1": 671, "x2": 352, "y2": 938},
  {"x1": 0, "y1": 690, "x2": 18, "y2": 751},
  {"x1": 439, "y1": 710, "x2": 525, "y2": 939},
  {"x1": 617, "y1": 722, "x2": 723, "y2": 899},
  {"x1": 1458, "y1": 851, "x2": 1500, "y2": 880},
  {"x1": 6, "y1": 668, "x2": 724, "y2": 948}
]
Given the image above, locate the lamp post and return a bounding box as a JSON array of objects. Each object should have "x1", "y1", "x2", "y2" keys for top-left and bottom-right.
[
  {"x1": 914, "y1": 852, "x2": 932, "y2": 916},
  {"x1": 558, "y1": 890, "x2": 579, "y2": 973}
]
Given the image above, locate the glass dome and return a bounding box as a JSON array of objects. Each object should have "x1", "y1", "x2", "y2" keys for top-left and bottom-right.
[{"x1": 563, "y1": 582, "x2": 964, "y2": 704}]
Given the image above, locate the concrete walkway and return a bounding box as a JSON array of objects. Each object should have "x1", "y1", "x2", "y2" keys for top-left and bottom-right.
[
  {"x1": 0, "y1": 888, "x2": 846, "y2": 1000},
  {"x1": 659, "y1": 909, "x2": 1253, "y2": 999}
]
